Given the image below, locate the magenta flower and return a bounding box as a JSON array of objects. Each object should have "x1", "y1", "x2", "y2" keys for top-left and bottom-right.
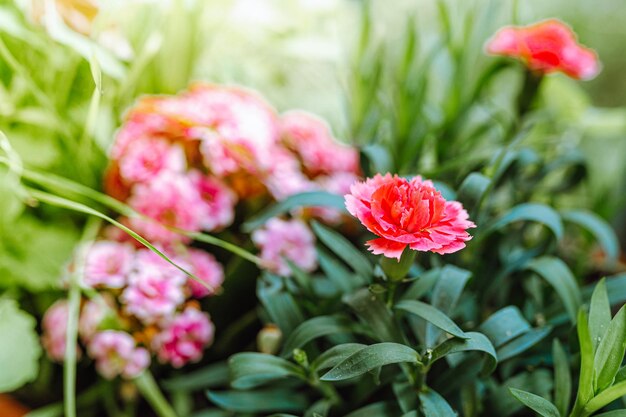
[
  {"x1": 345, "y1": 174, "x2": 476, "y2": 259},
  {"x1": 88, "y1": 331, "x2": 150, "y2": 379},
  {"x1": 189, "y1": 170, "x2": 237, "y2": 231},
  {"x1": 252, "y1": 218, "x2": 317, "y2": 276},
  {"x1": 78, "y1": 298, "x2": 109, "y2": 342},
  {"x1": 264, "y1": 148, "x2": 316, "y2": 201},
  {"x1": 41, "y1": 300, "x2": 77, "y2": 361},
  {"x1": 83, "y1": 241, "x2": 135, "y2": 288},
  {"x1": 186, "y1": 248, "x2": 224, "y2": 298},
  {"x1": 118, "y1": 138, "x2": 186, "y2": 185},
  {"x1": 152, "y1": 308, "x2": 214, "y2": 368}
]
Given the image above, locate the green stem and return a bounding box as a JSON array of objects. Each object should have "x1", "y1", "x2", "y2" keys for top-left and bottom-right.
[{"x1": 135, "y1": 372, "x2": 178, "y2": 417}]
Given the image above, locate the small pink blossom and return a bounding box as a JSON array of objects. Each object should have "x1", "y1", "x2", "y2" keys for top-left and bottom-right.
[
  {"x1": 78, "y1": 299, "x2": 109, "y2": 342},
  {"x1": 121, "y1": 250, "x2": 186, "y2": 324},
  {"x1": 186, "y1": 249, "x2": 224, "y2": 298},
  {"x1": 310, "y1": 172, "x2": 361, "y2": 224},
  {"x1": 83, "y1": 241, "x2": 135, "y2": 288},
  {"x1": 127, "y1": 173, "x2": 205, "y2": 244},
  {"x1": 152, "y1": 308, "x2": 214, "y2": 368},
  {"x1": 88, "y1": 331, "x2": 150, "y2": 379},
  {"x1": 189, "y1": 170, "x2": 237, "y2": 231},
  {"x1": 280, "y1": 111, "x2": 359, "y2": 177},
  {"x1": 252, "y1": 218, "x2": 317, "y2": 276},
  {"x1": 345, "y1": 174, "x2": 476, "y2": 259},
  {"x1": 118, "y1": 138, "x2": 186, "y2": 185},
  {"x1": 264, "y1": 148, "x2": 316, "y2": 201},
  {"x1": 41, "y1": 300, "x2": 76, "y2": 362}
]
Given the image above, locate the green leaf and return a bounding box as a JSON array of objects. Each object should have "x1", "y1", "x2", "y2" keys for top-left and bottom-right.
[
  {"x1": 595, "y1": 411, "x2": 626, "y2": 417},
  {"x1": 430, "y1": 331, "x2": 497, "y2": 376},
  {"x1": 242, "y1": 192, "x2": 346, "y2": 232},
  {"x1": 552, "y1": 340, "x2": 571, "y2": 417},
  {"x1": 395, "y1": 300, "x2": 468, "y2": 341},
  {"x1": 594, "y1": 304, "x2": 626, "y2": 392},
  {"x1": 582, "y1": 380, "x2": 626, "y2": 417},
  {"x1": 345, "y1": 288, "x2": 402, "y2": 342},
  {"x1": 419, "y1": 388, "x2": 456, "y2": 417},
  {"x1": 485, "y1": 203, "x2": 564, "y2": 240},
  {"x1": 317, "y1": 247, "x2": 361, "y2": 293},
  {"x1": 206, "y1": 388, "x2": 308, "y2": 413},
  {"x1": 312, "y1": 221, "x2": 373, "y2": 279},
  {"x1": 320, "y1": 343, "x2": 419, "y2": 381},
  {"x1": 574, "y1": 310, "x2": 595, "y2": 410},
  {"x1": 311, "y1": 343, "x2": 367, "y2": 371},
  {"x1": 162, "y1": 362, "x2": 229, "y2": 391},
  {"x1": 258, "y1": 274, "x2": 305, "y2": 336},
  {"x1": 0, "y1": 299, "x2": 41, "y2": 392},
  {"x1": 588, "y1": 278, "x2": 612, "y2": 352},
  {"x1": 479, "y1": 306, "x2": 531, "y2": 348},
  {"x1": 508, "y1": 388, "x2": 560, "y2": 417},
  {"x1": 457, "y1": 172, "x2": 491, "y2": 211},
  {"x1": 561, "y1": 210, "x2": 620, "y2": 264},
  {"x1": 526, "y1": 256, "x2": 582, "y2": 324},
  {"x1": 281, "y1": 316, "x2": 366, "y2": 357},
  {"x1": 497, "y1": 327, "x2": 553, "y2": 362},
  {"x1": 228, "y1": 353, "x2": 304, "y2": 389},
  {"x1": 344, "y1": 402, "x2": 399, "y2": 417}
]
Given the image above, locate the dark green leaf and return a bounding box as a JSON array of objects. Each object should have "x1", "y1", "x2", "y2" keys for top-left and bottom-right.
[
  {"x1": 311, "y1": 344, "x2": 367, "y2": 371},
  {"x1": 526, "y1": 256, "x2": 582, "y2": 324},
  {"x1": 594, "y1": 304, "x2": 626, "y2": 392},
  {"x1": 344, "y1": 402, "x2": 399, "y2": 417},
  {"x1": 163, "y1": 362, "x2": 229, "y2": 391},
  {"x1": 497, "y1": 327, "x2": 552, "y2": 362},
  {"x1": 552, "y1": 340, "x2": 571, "y2": 417},
  {"x1": 479, "y1": 306, "x2": 531, "y2": 348},
  {"x1": 320, "y1": 343, "x2": 419, "y2": 381},
  {"x1": 419, "y1": 388, "x2": 456, "y2": 417},
  {"x1": 281, "y1": 316, "x2": 366, "y2": 357},
  {"x1": 395, "y1": 300, "x2": 468, "y2": 341},
  {"x1": 317, "y1": 247, "x2": 361, "y2": 293},
  {"x1": 589, "y1": 278, "x2": 611, "y2": 352},
  {"x1": 242, "y1": 192, "x2": 346, "y2": 232},
  {"x1": 485, "y1": 203, "x2": 564, "y2": 240},
  {"x1": 206, "y1": 388, "x2": 307, "y2": 413},
  {"x1": 258, "y1": 274, "x2": 305, "y2": 336},
  {"x1": 509, "y1": 388, "x2": 559, "y2": 417},
  {"x1": 430, "y1": 331, "x2": 497, "y2": 376},
  {"x1": 457, "y1": 172, "x2": 490, "y2": 211},
  {"x1": 345, "y1": 288, "x2": 403, "y2": 342},
  {"x1": 312, "y1": 221, "x2": 373, "y2": 279},
  {"x1": 562, "y1": 210, "x2": 620, "y2": 264},
  {"x1": 229, "y1": 353, "x2": 304, "y2": 389}
]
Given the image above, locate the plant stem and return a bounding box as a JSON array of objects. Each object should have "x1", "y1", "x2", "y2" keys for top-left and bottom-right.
[{"x1": 135, "y1": 371, "x2": 178, "y2": 417}]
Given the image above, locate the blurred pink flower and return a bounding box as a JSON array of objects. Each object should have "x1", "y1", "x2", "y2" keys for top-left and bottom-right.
[
  {"x1": 264, "y1": 148, "x2": 316, "y2": 201},
  {"x1": 88, "y1": 331, "x2": 150, "y2": 379},
  {"x1": 186, "y1": 248, "x2": 224, "y2": 298},
  {"x1": 152, "y1": 308, "x2": 214, "y2": 368},
  {"x1": 78, "y1": 299, "x2": 109, "y2": 342},
  {"x1": 252, "y1": 218, "x2": 317, "y2": 276},
  {"x1": 189, "y1": 170, "x2": 237, "y2": 231},
  {"x1": 127, "y1": 173, "x2": 205, "y2": 244},
  {"x1": 41, "y1": 300, "x2": 76, "y2": 362},
  {"x1": 345, "y1": 174, "x2": 475, "y2": 259},
  {"x1": 118, "y1": 138, "x2": 186, "y2": 185},
  {"x1": 280, "y1": 111, "x2": 359, "y2": 177},
  {"x1": 121, "y1": 252, "x2": 186, "y2": 324},
  {"x1": 311, "y1": 172, "x2": 361, "y2": 224},
  {"x1": 83, "y1": 241, "x2": 135, "y2": 288},
  {"x1": 486, "y1": 19, "x2": 600, "y2": 80}
]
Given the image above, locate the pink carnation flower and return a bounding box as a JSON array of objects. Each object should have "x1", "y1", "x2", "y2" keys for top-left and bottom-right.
[
  {"x1": 127, "y1": 173, "x2": 205, "y2": 244},
  {"x1": 186, "y1": 249, "x2": 224, "y2": 298},
  {"x1": 486, "y1": 19, "x2": 600, "y2": 80},
  {"x1": 118, "y1": 138, "x2": 186, "y2": 185},
  {"x1": 189, "y1": 170, "x2": 237, "y2": 231},
  {"x1": 88, "y1": 331, "x2": 150, "y2": 379},
  {"x1": 264, "y1": 148, "x2": 316, "y2": 201},
  {"x1": 78, "y1": 298, "x2": 109, "y2": 342},
  {"x1": 121, "y1": 250, "x2": 186, "y2": 324},
  {"x1": 280, "y1": 111, "x2": 359, "y2": 177},
  {"x1": 41, "y1": 300, "x2": 76, "y2": 362},
  {"x1": 152, "y1": 308, "x2": 214, "y2": 368},
  {"x1": 345, "y1": 174, "x2": 475, "y2": 259},
  {"x1": 252, "y1": 218, "x2": 317, "y2": 276},
  {"x1": 83, "y1": 241, "x2": 135, "y2": 288}
]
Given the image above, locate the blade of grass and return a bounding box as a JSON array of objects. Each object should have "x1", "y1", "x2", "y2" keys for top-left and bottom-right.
[{"x1": 135, "y1": 371, "x2": 178, "y2": 417}]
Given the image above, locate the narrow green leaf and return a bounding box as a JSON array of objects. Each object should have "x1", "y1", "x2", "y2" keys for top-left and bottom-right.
[
  {"x1": 573, "y1": 310, "x2": 594, "y2": 410},
  {"x1": 311, "y1": 344, "x2": 367, "y2": 371},
  {"x1": 206, "y1": 389, "x2": 307, "y2": 413},
  {"x1": 312, "y1": 221, "x2": 373, "y2": 279},
  {"x1": 457, "y1": 172, "x2": 491, "y2": 211},
  {"x1": 229, "y1": 353, "x2": 304, "y2": 389},
  {"x1": 344, "y1": 402, "x2": 399, "y2": 417},
  {"x1": 162, "y1": 362, "x2": 229, "y2": 391},
  {"x1": 242, "y1": 192, "x2": 346, "y2": 233},
  {"x1": 562, "y1": 210, "x2": 620, "y2": 264},
  {"x1": 479, "y1": 306, "x2": 531, "y2": 348},
  {"x1": 485, "y1": 203, "x2": 564, "y2": 240},
  {"x1": 594, "y1": 304, "x2": 626, "y2": 392},
  {"x1": 317, "y1": 247, "x2": 362, "y2": 293},
  {"x1": 395, "y1": 300, "x2": 468, "y2": 341},
  {"x1": 419, "y1": 388, "x2": 456, "y2": 417},
  {"x1": 320, "y1": 343, "x2": 419, "y2": 381},
  {"x1": 509, "y1": 388, "x2": 560, "y2": 417},
  {"x1": 589, "y1": 278, "x2": 611, "y2": 351},
  {"x1": 281, "y1": 316, "x2": 366, "y2": 357},
  {"x1": 595, "y1": 411, "x2": 626, "y2": 417},
  {"x1": 258, "y1": 275, "x2": 304, "y2": 336},
  {"x1": 582, "y1": 380, "x2": 626, "y2": 417},
  {"x1": 345, "y1": 288, "x2": 403, "y2": 342},
  {"x1": 497, "y1": 327, "x2": 552, "y2": 362},
  {"x1": 552, "y1": 340, "x2": 571, "y2": 417},
  {"x1": 526, "y1": 256, "x2": 582, "y2": 324},
  {"x1": 135, "y1": 372, "x2": 178, "y2": 417},
  {"x1": 430, "y1": 331, "x2": 497, "y2": 376}
]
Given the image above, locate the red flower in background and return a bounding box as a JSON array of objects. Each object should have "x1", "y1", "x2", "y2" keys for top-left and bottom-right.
[
  {"x1": 486, "y1": 19, "x2": 600, "y2": 80},
  {"x1": 345, "y1": 174, "x2": 475, "y2": 260}
]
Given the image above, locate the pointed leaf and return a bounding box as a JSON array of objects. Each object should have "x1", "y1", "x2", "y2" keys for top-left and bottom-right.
[
  {"x1": 419, "y1": 388, "x2": 456, "y2": 417},
  {"x1": 395, "y1": 300, "x2": 468, "y2": 341},
  {"x1": 430, "y1": 331, "x2": 497, "y2": 376},
  {"x1": 594, "y1": 304, "x2": 626, "y2": 392},
  {"x1": 589, "y1": 278, "x2": 611, "y2": 351},
  {"x1": 485, "y1": 203, "x2": 564, "y2": 240},
  {"x1": 206, "y1": 389, "x2": 307, "y2": 413},
  {"x1": 311, "y1": 344, "x2": 367, "y2": 371},
  {"x1": 479, "y1": 306, "x2": 531, "y2": 348},
  {"x1": 228, "y1": 353, "x2": 304, "y2": 389},
  {"x1": 509, "y1": 388, "x2": 560, "y2": 417},
  {"x1": 552, "y1": 340, "x2": 571, "y2": 417},
  {"x1": 281, "y1": 316, "x2": 367, "y2": 357},
  {"x1": 497, "y1": 327, "x2": 552, "y2": 362},
  {"x1": 312, "y1": 221, "x2": 373, "y2": 279},
  {"x1": 562, "y1": 210, "x2": 620, "y2": 264}
]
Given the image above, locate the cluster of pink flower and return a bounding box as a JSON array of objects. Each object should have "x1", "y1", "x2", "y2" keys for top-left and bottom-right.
[{"x1": 41, "y1": 84, "x2": 360, "y2": 378}]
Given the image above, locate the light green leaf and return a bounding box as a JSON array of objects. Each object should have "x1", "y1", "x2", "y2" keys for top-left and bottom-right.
[
  {"x1": 589, "y1": 278, "x2": 612, "y2": 352},
  {"x1": 561, "y1": 210, "x2": 620, "y2": 264},
  {"x1": 552, "y1": 340, "x2": 571, "y2": 417},
  {"x1": 395, "y1": 300, "x2": 468, "y2": 341},
  {"x1": 228, "y1": 353, "x2": 304, "y2": 389},
  {"x1": 320, "y1": 343, "x2": 419, "y2": 381},
  {"x1": 594, "y1": 304, "x2": 626, "y2": 392},
  {"x1": 573, "y1": 310, "x2": 594, "y2": 410},
  {"x1": 485, "y1": 203, "x2": 564, "y2": 240},
  {"x1": 509, "y1": 388, "x2": 560, "y2": 417},
  {"x1": 419, "y1": 388, "x2": 456, "y2": 417},
  {"x1": 312, "y1": 221, "x2": 373, "y2": 279},
  {"x1": 526, "y1": 256, "x2": 582, "y2": 324},
  {"x1": 0, "y1": 299, "x2": 41, "y2": 392},
  {"x1": 582, "y1": 380, "x2": 626, "y2": 417}
]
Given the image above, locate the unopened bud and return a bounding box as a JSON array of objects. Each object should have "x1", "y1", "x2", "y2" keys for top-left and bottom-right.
[{"x1": 257, "y1": 324, "x2": 282, "y2": 355}]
